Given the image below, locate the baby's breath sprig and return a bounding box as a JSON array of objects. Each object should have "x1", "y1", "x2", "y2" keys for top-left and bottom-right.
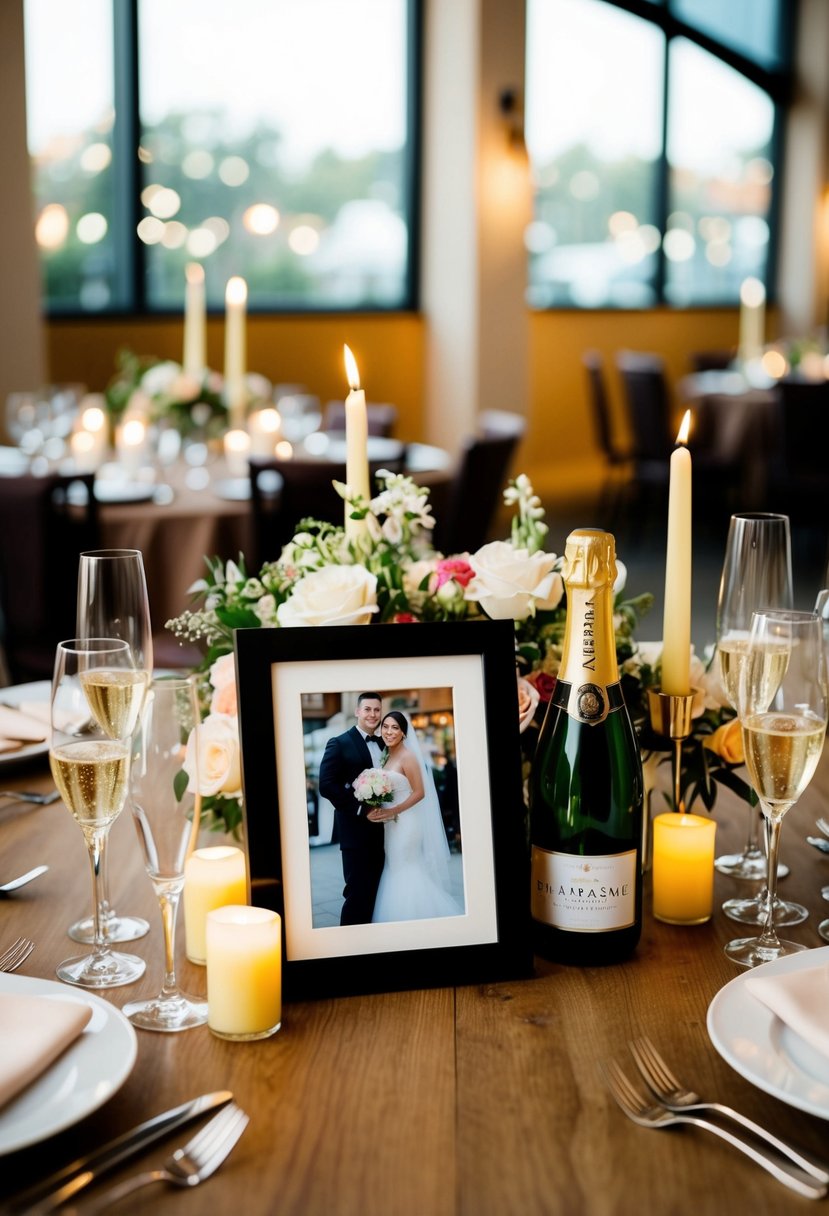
[{"x1": 504, "y1": 474, "x2": 549, "y2": 555}]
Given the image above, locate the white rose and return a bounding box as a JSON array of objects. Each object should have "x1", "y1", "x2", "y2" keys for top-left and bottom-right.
[
  {"x1": 141, "y1": 361, "x2": 181, "y2": 397},
  {"x1": 614, "y1": 559, "x2": 627, "y2": 594},
  {"x1": 209, "y1": 653, "x2": 236, "y2": 690},
  {"x1": 465, "y1": 541, "x2": 563, "y2": 621},
  {"x1": 402, "y1": 559, "x2": 438, "y2": 596},
  {"x1": 184, "y1": 713, "x2": 242, "y2": 797},
  {"x1": 276, "y1": 564, "x2": 379, "y2": 627}
]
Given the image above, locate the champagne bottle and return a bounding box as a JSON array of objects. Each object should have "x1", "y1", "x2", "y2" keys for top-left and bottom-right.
[{"x1": 530, "y1": 528, "x2": 643, "y2": 964}]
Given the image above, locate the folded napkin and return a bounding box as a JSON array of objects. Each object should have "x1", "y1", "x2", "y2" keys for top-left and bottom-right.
[
  {"x1": 0, "y1": 705, "x2": 48, "y2": 743},
  {"x1": 745, "y1": 963, "x2": 829, "y2": 1060},
  {"x1": 0, "y1": 993, "x2": 93, "y2": 1108},
  {"x1": 0, "y1": 739, "x2": 24, "y2": 755}
]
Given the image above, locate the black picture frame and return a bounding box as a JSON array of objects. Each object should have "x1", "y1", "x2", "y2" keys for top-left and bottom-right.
[{"x1": 234, "y1": 618, "x2": 532, "y2": 1000}]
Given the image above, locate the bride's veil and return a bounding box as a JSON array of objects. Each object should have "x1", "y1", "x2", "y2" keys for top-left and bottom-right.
[{"x1": 401, "y1": 714, "x2": 452, "y2": 891}]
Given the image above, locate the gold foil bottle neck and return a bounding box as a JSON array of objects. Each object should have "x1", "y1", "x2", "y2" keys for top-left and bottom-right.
[{"x1": 562, "y1": 528, "x2": 617, "y2": 591}]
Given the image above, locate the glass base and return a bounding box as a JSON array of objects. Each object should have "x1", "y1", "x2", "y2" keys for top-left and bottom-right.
[
  {"x1": 822, "y1": 886, "x2": 829, "y2": 903},
  {"x1": 714, "y1": 849, "x2": 766, "y2": 880},
  {"x1": 208, "y1": 1020, "x2": 281, "y2": 1041},
  {"x1": 56, "y1": 950, "x2": 146, "y2": 989},
  {"x1": 819, "y1": 919, "x2": 829, "y2": 943},
  {"x1": 68, "y1": 912, "x2": 150, "y2": 944},
  {"x1": 123, "y1": 991, "x2": 208, "y2": 1033},
  {"x1": 724, "y1": 934, "x2": 808, "y2": 969},
  {"x1": 722, "y1": 895, "x2": 808, "y2": 926}
]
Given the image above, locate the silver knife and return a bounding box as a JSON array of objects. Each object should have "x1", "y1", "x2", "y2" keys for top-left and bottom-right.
[{"x1": 9, "y1": 1090, "x2": 232, "y2": 1213}]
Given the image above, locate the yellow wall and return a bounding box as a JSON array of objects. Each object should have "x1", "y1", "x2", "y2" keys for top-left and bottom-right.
[{"x1": 46, "y1": 304, "x2": 774, "y2": 505}]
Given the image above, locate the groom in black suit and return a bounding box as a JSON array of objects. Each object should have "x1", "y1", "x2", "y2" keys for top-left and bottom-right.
[{"x1": 318, "y1": 692, "x2": 385, "y2": 925}]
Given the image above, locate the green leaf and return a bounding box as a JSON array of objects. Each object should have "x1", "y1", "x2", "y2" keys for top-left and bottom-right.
[{"x1": 173, "y1": 768, "x2": 189, "y2": 802}]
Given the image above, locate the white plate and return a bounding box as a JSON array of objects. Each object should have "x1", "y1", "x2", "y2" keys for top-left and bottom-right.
[
  {"x1": 0, "y1": 973, "x2": 137, "y2": 1154},
  {"x1": 707, "y1": 946, "x2": 829, "y2": 1120},
  {"x1": 0, "y1": 681, "x2": 51, "y2": 770},
  {"x1": 93, "y1": 480, "x2": 157, "y2": 505}
]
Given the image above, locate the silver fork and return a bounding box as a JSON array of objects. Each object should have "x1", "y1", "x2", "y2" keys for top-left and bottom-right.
[
  {"x1": 600, "y1": 1058, "x2": 827, "y2": 1200},
  {"x1": 0, "y1": 937, "x2": 35, "y2": 972},
  {"x1": 0, "y1": 790, "x2": 60, "y2": 805},
  {"x1": 816, "y1": 817, "x2": 829, "y2": 839},
  {"x1": 630, "y1": 1036, "x2": 829, "y2": 1185},
  {"x1": 81, "y1": 1103, "x2": 249, "y2": 1212}
]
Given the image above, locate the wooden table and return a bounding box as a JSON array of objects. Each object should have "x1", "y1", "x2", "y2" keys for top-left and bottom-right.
[{"x1": 1, "y1": 749, "x2": 828, "y2": 1214}]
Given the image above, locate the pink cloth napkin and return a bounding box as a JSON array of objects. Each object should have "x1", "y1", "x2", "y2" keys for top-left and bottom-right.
[
  {"x1": 0, "y1": 705, "x2": 48, "y2": 743},
  {"x1": 745, "y1": 963, "x2": 829, "y2": 1060},
  {"x1": 0, "y1": 993, "x2": 93, "y2": 1108}
]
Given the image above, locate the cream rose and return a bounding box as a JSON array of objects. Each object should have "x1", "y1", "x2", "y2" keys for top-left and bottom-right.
[
  {"x1": 209, "y1": 654, "x2": 238, "y2": 717},
  {"x1": 184, "y1": 713, "x2": 242, "y2": 797},
  {"x1": 276, "y1": 564, "x2": 379, "y2": 627},
  {"x1": 465, "y1": 541, "x2": 563, "y2": 621},
  {"x1": 517, "y1": 675, "x2": 540, "y2": 733}
]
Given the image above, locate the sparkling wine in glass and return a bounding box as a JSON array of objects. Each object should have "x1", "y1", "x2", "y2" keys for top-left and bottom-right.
[
  {"x1": 71, "y1": 548, "x2": 154, "y2": 945},
  {"x1": 725, "y1": 609, "x2": 827, "y2": 968},
  {"x1": 123, "y1": 676, "x2": 208, "y2": 1031},
  {"x1": 714, "y1": 512, "x2": 807, "y2": 927},
  {"x1": 51, "y1": 638, "x2": 148, "y2": 988}
]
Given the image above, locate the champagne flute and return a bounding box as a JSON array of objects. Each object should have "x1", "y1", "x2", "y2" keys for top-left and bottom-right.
[
  {"x1": 123, "y1": 676, "x2": 208, "y2": 1031},
  {"x1": 71, "y1": 548, "x2": 153, "y2": 944},
  {"x1": 714, "y1": 512, "x2": 807, "y2": 926},
  {"x1": 725, "y1": 609, "x2": 827, "y2": 968},
  {"x1": 51, "y1": 638, "x2": 148, "y2": 988}
]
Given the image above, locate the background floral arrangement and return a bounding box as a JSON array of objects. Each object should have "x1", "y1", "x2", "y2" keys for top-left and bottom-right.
[
  {"x1": 167, "y1": 471, "x2": 752, "y2": 836},
  {"x1": 105, "y1": 348, "x2": 271, "y2": 437}
]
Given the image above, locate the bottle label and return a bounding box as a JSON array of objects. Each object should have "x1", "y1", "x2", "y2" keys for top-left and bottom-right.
[
  {"x1": 552, "y1": 679, "x2": 625, "y2": 727},
  {"x1": 531, "y1": 847, "x2": 637, "y2": 931}
]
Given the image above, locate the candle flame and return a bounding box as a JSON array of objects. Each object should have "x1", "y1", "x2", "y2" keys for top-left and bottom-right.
[
  {"x1": 225, "y1": 275, "x2": 247, "y2": 305},
  {"x1": 344, "y1": 344, "x2": 361, "y2": 391},
  {"x1": 122, "y1": 419, "x2": 146, "y2": 446},
  {"x1": 186, "y1": 262, "x2": 204, "y2": 284},
  {"x1": 676, "y1": 409, "x2": 691, "y2": 446},
  {"x1": 81, "y1": 405, "x2": 105, "y2": 433}
]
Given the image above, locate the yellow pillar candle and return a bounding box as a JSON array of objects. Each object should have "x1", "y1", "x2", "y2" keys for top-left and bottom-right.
[
  {"x1": 224, "y1": 276, "x2": 248, "y2": 429},
  {"x1": 652, "y1": 812, "x2": 717, "y2": 925},
  {"x1": 343, "y1": 343, "x2": 370, "y2": 540},
  {"x1": 183, "y1": 845, "x2": 248, "y2": 964},
  {"x1": 223, "y1": 428, "x2": 251, "y2": 478},
  {"x1": 661, "y1": 410, "x2": 692, "y2": 696},
  {"x1": 206, "y1": 905, "x2": 282, "y2": 1040},
  {"x1": 248, "y1": 407, "x2": 281, "y2": 457},
  {"x1": 183, "y1": 262, "x2": 206, "y2": 376}
]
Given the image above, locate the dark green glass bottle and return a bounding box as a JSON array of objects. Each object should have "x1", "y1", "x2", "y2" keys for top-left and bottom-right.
[{"x1": 530, "y1": 529, "x2": 643, "y2": 964}]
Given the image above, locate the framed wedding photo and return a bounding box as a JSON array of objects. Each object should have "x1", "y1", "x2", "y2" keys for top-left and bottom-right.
[{"x1": 235, "y1": 619, "x2": 532, "y2": 1000}]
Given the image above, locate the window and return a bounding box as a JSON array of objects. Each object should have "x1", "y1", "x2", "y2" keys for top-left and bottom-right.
[
  {"x1": 24, "y1": 0, "x2": 418, "y2": 314},
  {"x1": 526, "y1": 0, "x2": 791, "y2": 308}
]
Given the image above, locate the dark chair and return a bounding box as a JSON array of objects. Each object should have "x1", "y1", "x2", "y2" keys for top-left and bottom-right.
[
  {"x1": 582, "y1": 350, "x2": 630, "y2": 527},
  {"x1": 768, "y1": 378, "x2": 829, "y2": 562},
  {"x1": 321, "y1": 401, "x2": 398, "y2": 438},
  {"x1": 0, "y1": 472, "x2": 100, "y2": 684},
  {"x1": 433, "y1": 411, "x2": 526, "y2": 554},
  {"x1": 689, "y1": 349, "x2": 736, "y2": 373}
]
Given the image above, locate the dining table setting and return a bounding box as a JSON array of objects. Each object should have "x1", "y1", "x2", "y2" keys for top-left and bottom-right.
[{"x1": 1, "y1": 740, "x2": 829, "y2": 1214}]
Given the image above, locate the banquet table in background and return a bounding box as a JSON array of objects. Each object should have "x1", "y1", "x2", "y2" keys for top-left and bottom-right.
[{"x1": 2, "y1": 744, "x2": 829, "y2": 1214}]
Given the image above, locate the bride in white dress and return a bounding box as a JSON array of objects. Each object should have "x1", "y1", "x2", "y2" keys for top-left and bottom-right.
[{"x1": 367, "y1": 711, "x2": 463, "y2": 923}]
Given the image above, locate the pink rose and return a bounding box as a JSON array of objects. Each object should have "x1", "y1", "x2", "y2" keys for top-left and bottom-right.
[
  {"x1": 435, "y1": 558, "x2": 474, "y2": 589},
  {"x1": 527, "y1": 671, "x2": 557, "y2": 702},
  {"x1": 392, "y1": 612, "x2": 419, "y2": 623}
]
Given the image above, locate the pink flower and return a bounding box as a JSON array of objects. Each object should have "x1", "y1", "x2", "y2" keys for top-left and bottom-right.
[
  {"x1": 527, "y1": 671, "x2": 557, "y2": 702},
  {"x1": 392, "y1": 612, "x2": 419, "y2": 623},
  {"x1": 435, "y1": 558, "x2": 474, "y2": 589}
]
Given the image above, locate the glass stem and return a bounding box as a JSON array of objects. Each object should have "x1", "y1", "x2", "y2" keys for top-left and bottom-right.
[
  {"x1": 757, "y1": 810, "x2": 782, "y2": 950},
  {"x1": 97, "y1": 854, "x2": 113, "y2": 926},
  {"x1": 743, "y1": 805, "x2": 762, "y2": 856},
  {"x1": 87, "y1": 830, "x2": 108, "y2": 955},
  {"x1": 157, "y1": 887, "x2": 181, "y2": 998}
]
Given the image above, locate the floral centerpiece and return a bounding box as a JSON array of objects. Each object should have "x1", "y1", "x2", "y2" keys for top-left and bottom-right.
[
  {"x1": 104, "y1": 349, "x2": 272, "y2": 437},
  {"x1": 167, "y1": 471, "x2": 753, "y2": 837}
]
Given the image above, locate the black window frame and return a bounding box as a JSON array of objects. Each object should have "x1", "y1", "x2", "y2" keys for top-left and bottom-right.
[
  {"x1": 42, "y1": 0, "x2": 423, "y2": 319},
  {"x1": 529, "y1": 0, "x2": 796, "y2": 310}
]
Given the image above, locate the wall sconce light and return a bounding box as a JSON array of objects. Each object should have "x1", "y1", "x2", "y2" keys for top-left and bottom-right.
[{"x1": 498, "y1": 87, "x2": 526, "y2": 153}]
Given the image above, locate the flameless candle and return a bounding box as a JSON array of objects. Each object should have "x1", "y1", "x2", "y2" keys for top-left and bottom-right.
[
  {"x1": 79, "y1": 401, "x2": 108, "y2": 464},
  {"x1": 116, "y1": 417, "x2": 147, "y2": 476},
  {"x1": 652, "y1": 812, "x2": 717, "y2": 924},
  {"x1": 206, "y1": 905, "x2": 282, "y2": 1040},
  {"x1": 183, "y1": 263, "x2": 206, "y2": 376},
  {"x1": 223, "y1": 428, "x2": 251, "y2": 478},
  {"x1": 69, "y1": 429, "x2": 97, "y2": 473},
  {"x1": 224, "y1": 276, "x2": 248, "y2": 429},
  {"x1": 661, "y1": 410, "x2": 692, "y2": 696},
  {"x1": 738, "y1": 277, "x2": 766, "y2": 366},
  {"x1": 248, "y1": 407, "x2": 281, "y2": 457},
  {"x1": 183, "y1": 845, "x2": 248, "y2": 965},
  {"x1": 343, "y1": 344, "x2": 370, "y2": 540}
]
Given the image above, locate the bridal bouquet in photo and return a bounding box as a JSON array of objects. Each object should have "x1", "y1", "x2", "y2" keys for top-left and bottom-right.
[
  {"x1": 166, "y1": 471, "x2": 753, "y2": 835},
  {"x1": 353, "y1": 768, "x2": 395, "y2": 809}
]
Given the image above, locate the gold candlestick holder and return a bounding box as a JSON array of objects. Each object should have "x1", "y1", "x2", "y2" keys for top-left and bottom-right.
[{"x1": 647, "y1": 687, "x2": 697, "y2": 814}]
